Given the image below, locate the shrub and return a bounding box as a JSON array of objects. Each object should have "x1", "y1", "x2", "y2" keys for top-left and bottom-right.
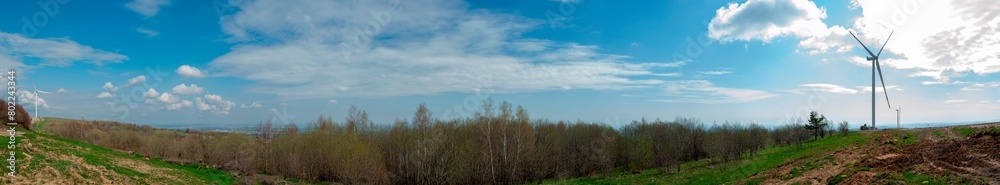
[
  {"x1": 838, "y1": 121, "x2": 849, "y2": 136},
  {"x1": 0, "y1": 99, "x2": 32, "y2": 130}
]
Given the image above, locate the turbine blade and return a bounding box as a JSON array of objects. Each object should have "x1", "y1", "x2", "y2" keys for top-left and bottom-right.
[
  {"x1": 876, "y1": 31, "x2": 894, "y2": 57},
  {"x1": 876, "y1": 59, "x2": 891, "y2": 109},
  {"x1": 37, "y1": 90, "x2": 51, "y2": 94},
  {"x1": 849, "y1": 31, "x2": 877, "y2": 58}
]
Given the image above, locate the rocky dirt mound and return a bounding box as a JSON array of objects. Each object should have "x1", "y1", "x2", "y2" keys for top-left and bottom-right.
[{"x1": 866, "y1": 128, "x2": 1000, "y2": 182}]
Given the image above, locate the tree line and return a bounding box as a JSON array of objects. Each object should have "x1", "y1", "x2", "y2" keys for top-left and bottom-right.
[{"x1": 43, "y1": 100, "x2": 846, "y2": 184}]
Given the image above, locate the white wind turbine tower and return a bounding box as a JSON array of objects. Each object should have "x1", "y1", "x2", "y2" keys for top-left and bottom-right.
[
  {"x1": 895, "y1": 107, "x2": 900, "y2": 129},
  {"x1": 32, "y1": 84, "x2": 51, "y2": 119},
  {"x1": 849, "y1": 31, "x2": 894, "y2": 130}
]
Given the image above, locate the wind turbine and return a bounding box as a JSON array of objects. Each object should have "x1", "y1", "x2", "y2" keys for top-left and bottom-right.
[
  {"x1": 32, "y1": 84, "x2": 51, "y2": 119},
  {"x1": 895, "y1": 107, "x2": 900, "y2": 129},
  {"x1": 849, "y1": 31, "x2": 893, "y2": 130}
]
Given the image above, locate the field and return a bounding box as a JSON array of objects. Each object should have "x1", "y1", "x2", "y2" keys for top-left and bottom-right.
[
  {"x1": 543, "y1": 123, "x2": 1000, "y2": 184},
  {"x1": 2, "y1": 118, "x2": 235, "y2": 184},
  {"x1": 4, "y1": 117, "x2": 999, "y2": 184}
]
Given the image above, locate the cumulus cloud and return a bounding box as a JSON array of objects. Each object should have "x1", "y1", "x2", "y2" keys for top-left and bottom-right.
[
  {"x1": 171, "y1": 83, "x2": 203, "y2": 95},
  {"x1": 851, "y1": 0, "x2": 1000, "y2": 84},
  {"x1": 141, "y1": 91, "x2": 193, "y2": 110},
  {"x1": 708, "y1": 0, "x2": 829, "y2": 42},
  {"x1": 143, "y1": 88, "x2": 159, "y2": 98},
  {"x1": 176, "y1": 65, "x2": 206, "y2": 78},
  {"x1": 209, "y1": 0, "x2": 680, "y2": 99},
  {"x1": 710, "y1": 0, "x2": 1000, "y2": 85},
  {"x1": 196, "y1": 94, "x2": 235, "y2": 115},
  {"x1": 165, "y1": 100, "x2": 192, "y2": 110},
  {"x1": 328, "y1": 99, "x2": 338, "y2": 104},
  {"x1": 126, "y1": 75, "x2": 146, "y2": 87},
  {"x1": 56, "y1": 88, "x2": 68, "y2": 93},
  {"x1": 103, "y1": 82, "x2": 118, "y2": 92},
  {"x1": 96, "y1": 92, "x2": 115, "y2": 99},
  {"x1": 157, "y1": 92, "x2": 180, "y2": 104},
  {"x1": 655, "y1": 80, "x2": 777, "y2": 104},
  {"x1": 0, "y1": 32, "x2": 127, "y2": 67},
  {"x1": 125, "y1": 0, "x2": 170, "y2": 17}
]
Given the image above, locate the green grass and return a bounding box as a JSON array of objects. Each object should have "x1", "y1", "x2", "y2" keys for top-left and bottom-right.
[
  {"x1": 952, "y1": 127, "x2": 979, "y2": 137},
  {"x1": 828, "y1": 163, "x2": 864, "y2": 185},
  {"x1": 6, "y1": 118, "x2": 236, "y2": 184},
  {"x1": 539, "y1": 132, "x2": 869, "y2": 185},
  {"x1": 899, "y1": 132, "x2": 918, "y2": 145}
]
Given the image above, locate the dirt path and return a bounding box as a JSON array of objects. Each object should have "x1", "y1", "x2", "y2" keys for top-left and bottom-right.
[
  {"x1": 750, "y1": 142, "x2": 866, "y2": 185},
  {"x1": 782, "y1": 145, "x2": 863, "y2": 185}
]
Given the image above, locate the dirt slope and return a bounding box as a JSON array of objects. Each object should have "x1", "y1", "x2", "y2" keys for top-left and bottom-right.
[{"x1": 751, "y1": 123, "x2": 1000, "y2": 185}]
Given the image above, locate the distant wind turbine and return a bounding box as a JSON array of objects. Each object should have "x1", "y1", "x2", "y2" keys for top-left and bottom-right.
[
  {"x1": 32, "y1": 84, "x2": 51, "y2": 119},
  {"x1": 896, "y1": 107, "x2": 900, "y2": 129},
  {"x1": 849, "y1": 31, "x2": 894, "y2": 130}
]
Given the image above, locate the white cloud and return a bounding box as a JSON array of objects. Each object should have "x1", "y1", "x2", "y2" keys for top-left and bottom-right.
[
  {"x1": 209, "y1": 0, "x2": 678, "y2": 99},
  {"x1": 96, "y1": 92, "x2": 115, "y2": 99},
  {"x1": 799, "y1": 83, "x2": 859, "y2": 94},
  {"x1": 790, "y1": 83, "x2": 902, "y2": 95},
  {"x1": 328, "y1": 99, "x2": 338, "y2": 104},
  {"x1": 143, "y1": 88, "x2": 159, "y2": 98},
  {"x1": 126, "y1": 75, "x2": 146, "y2": 86},
  {"x1": 240, "y1": 101, "x2": 262, "y2": 108},
  {"x1": 710, "y1": 0, "x2": 1000, "y2": 85},
  {"x1": 944, "y1": 99, "x2": 968, "y2": 104},
  {"x1": 125, "y1": 0, "x2": 170, "y2": 17},
  {"x1": 651, "y1": 73, "x2": 683, "y2": 77},
  {"x1": 655, "y1": 80, "x2": 777, "y2": 104},
  {"x1": 56, "y1": 88, "x2": 68, "y2": 93},
  {"x1": 0, "y1": 32, "x2": 127, "y2": 67},
  {"x1": 136, "y1": 27, "x2": 160, "y2": 37},
  {"x1": 707, "y1": 0, "x2": 859, "y2": 57},
  {"x1": 176, "y1": 65, "x2": 206, "y2": 78},
  {"x1": 960, "y1": 82, "x2": 1000, "y2": 91},
  {"x1": 855, "y1": 85, "x2": 901, "y2": 93},
  {"x1": 19, "y1": 90, "x2": 48, "y2": 110},
  {"x1": 171, "y1": 83, "x2": 203, "y2": 95},
  {"x1": 157, "y1": 92, "x2": 179, "y2": 104},
  {"x1": 196, "y1": 94, "x2": 235, "y2": 115},
  {"x1": 697, "y1": 70, "x2": 733, "y2": 76},
  {"x1": 103, "y1": 82, "x2": 118, "y2": 92},
  {"x1": 164, "y1": 100, "x2": 192, "y2": 110},
  {"x1": 850, "y1": 0, "x2": 1000, "y2": 83},
  {"x1": 708, "y1": 0, "x2": 829, "y2": 42}
]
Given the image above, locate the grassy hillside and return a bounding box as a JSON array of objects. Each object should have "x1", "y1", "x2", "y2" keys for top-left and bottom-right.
[
  {"x1": 540, "y1": 124, "x2": 1000, "y2": 184},
  {"x1": 2, "y1": 118, "x2": 235, "y2": 184}
]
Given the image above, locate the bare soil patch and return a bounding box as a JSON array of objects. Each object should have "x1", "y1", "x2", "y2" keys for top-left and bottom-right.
[{"x1": 754, "y1": 125, "x2": 1000, "y2": 184}]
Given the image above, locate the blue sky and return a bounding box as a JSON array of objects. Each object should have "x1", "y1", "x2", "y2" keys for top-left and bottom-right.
[{"x1": 1, "y1": 0, "x2": 997, "y2": 128}]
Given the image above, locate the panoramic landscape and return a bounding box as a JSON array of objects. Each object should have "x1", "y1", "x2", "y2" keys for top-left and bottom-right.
[{"x1": 2, "y1": 0, "x2": 999, "y2": 184}]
